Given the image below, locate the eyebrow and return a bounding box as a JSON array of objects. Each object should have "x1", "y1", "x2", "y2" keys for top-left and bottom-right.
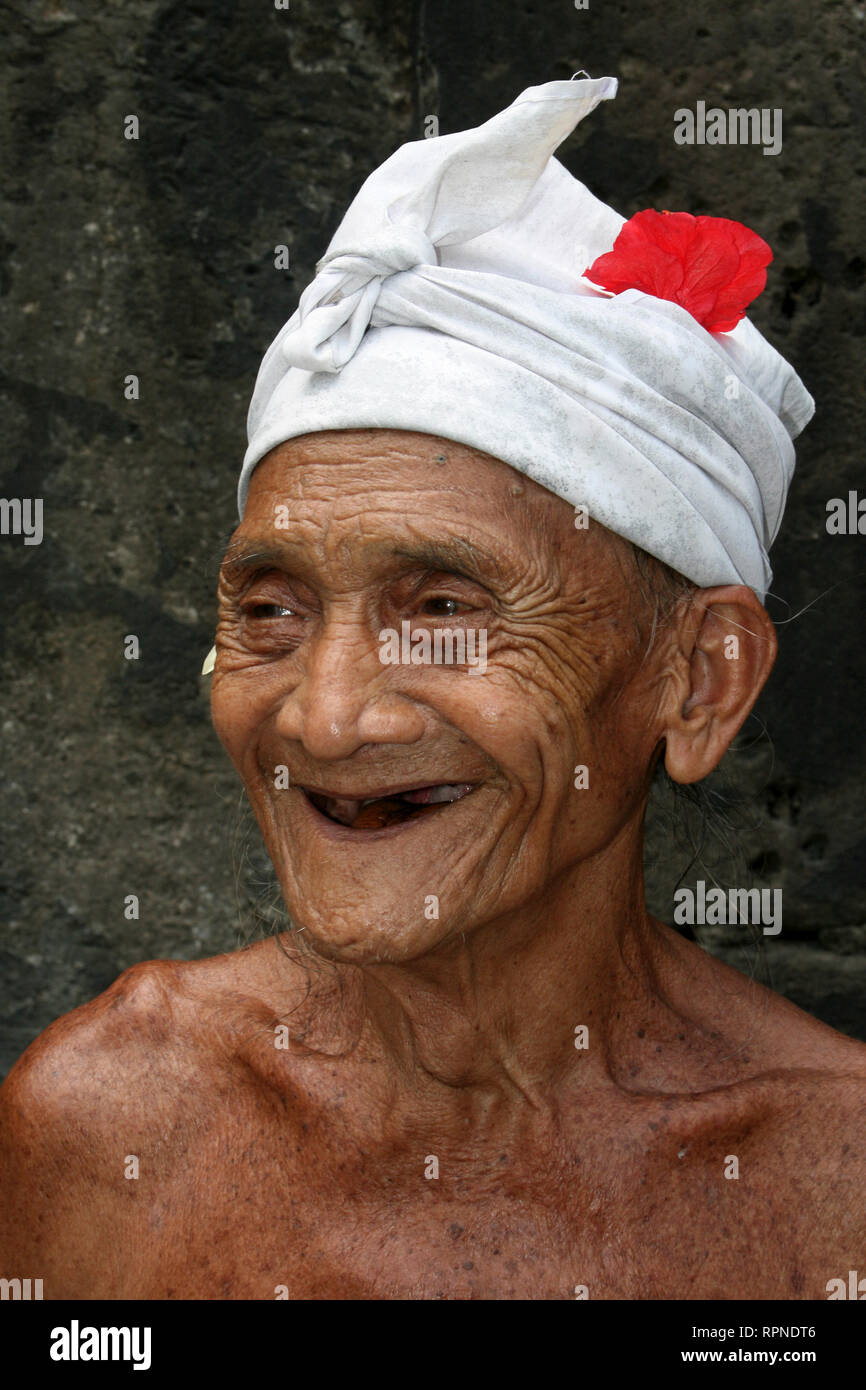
[
  {"x1": 390, "y1": 539, "x2": 504, "y2": 586},
  {"x1": 220, "y1": 539, "x2": 289, "y2": 578},
  {"x1": 220, "y1": 535, "x2": 505, "y2": 587}
]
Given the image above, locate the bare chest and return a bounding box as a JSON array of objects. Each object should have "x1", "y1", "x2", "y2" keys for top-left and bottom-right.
[{"x1": 114, "y1": 1105, "x2": 818, "y2": 1300}]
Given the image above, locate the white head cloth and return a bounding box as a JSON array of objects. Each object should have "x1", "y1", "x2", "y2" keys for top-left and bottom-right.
[{"x1": 240, "y1": 75, "x2": 815, "y2": 600}]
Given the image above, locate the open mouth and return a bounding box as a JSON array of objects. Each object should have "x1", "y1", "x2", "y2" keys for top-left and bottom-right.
[{"x1": 302, "y1": 783, "x2": 476, "y2": 830}]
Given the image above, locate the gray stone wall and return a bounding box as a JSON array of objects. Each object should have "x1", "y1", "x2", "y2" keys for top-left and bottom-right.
[{"x1": 1, "y1": 0, "x2": 864, "y2": 1076}]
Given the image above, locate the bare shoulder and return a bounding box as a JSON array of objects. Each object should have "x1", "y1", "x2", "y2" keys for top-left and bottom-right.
[
  {"x1": 656, "y1": 916, "x2": 866, "y2": 1076},
  {"x1": 0, "y1": 942, "x2": 302, "y2": 1291},
  {"x1": 2, "y1": 958, "x2": 211, "y2": 1125},
  {"x1": 754, "y1": 1059, "x2": 866, "y2": 1278},
  {"x1": 0, "y1": 939, "x2": 300, "y2": 1137},
  {"x1": 657, "y1": 918, "x2": 866, "y2": 1172}
]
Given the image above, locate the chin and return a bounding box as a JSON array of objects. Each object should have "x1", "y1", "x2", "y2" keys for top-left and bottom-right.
[
  {"x1": 252, "y1": 779, "x2": 492, "y2": 962},
  {"x1": 280, "y1": 895, "x2": 458, "y2": 965}
]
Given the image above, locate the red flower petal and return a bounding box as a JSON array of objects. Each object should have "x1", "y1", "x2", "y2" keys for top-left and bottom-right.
[{"x1": 583, "y1": 209, "x2": 772, "y2": 332}]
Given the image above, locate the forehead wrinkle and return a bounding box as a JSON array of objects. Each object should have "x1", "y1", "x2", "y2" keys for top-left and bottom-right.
[
  {"x1": 329, "y1": 526, "x2": 509, "y2": 588},
  {"x1": 230, "y1": 457, "x2": 570, "y2": 593},
  {"x1": 223, "y1": 520, "x2": 521, "y2": 592}
]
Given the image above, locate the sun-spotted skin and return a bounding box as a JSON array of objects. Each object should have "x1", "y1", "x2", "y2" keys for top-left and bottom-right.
[{"x1": 1, "y1": 429, "x2": 864, "y2": 1300}]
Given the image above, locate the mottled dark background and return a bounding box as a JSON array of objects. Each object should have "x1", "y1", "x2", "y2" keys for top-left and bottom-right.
[{"x1": 1, "y1": 0, "x2": 864, "y2": 1077}]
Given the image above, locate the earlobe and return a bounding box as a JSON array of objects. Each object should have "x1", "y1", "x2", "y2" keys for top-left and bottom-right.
[{"x1": 663, "y1": 587, "x2": 777, "y2": 785}]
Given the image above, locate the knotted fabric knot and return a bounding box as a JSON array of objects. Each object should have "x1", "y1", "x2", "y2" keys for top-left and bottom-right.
[{"x1": 281, "y1": 222, "x2": 437, "y2": 373}]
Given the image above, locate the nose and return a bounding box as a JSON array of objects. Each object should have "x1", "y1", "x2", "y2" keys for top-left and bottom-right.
[{"x1": 273, "y1": 611, "x2": 427, "y2": 761}]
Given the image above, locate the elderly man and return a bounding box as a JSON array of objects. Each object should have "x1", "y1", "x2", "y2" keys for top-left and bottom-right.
[{"x1": 1, "y1": 75, "x2": 864, "y2": 1301}]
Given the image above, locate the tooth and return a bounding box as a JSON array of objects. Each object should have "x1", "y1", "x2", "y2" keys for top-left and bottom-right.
[{"x1": 401, "y1": 783, "x2": 473, "y2": 805}]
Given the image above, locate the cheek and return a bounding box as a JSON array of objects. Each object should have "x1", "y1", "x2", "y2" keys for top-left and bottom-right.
[
  {"x1": 443, "y1": 665, "x2": 579, "y2": 800},
  {"x1": 475, "y1": 647, "x2": 644, "y2": 821},
  {"x1": 209, "y1": 674, "x2": 269, "y2": 772},
  {"x1": 482, "y1": 639, "x2": 594, "y2": 733}
]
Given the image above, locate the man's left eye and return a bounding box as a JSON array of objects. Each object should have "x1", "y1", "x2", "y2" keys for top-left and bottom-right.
[{"x1": 249, "y1": 603, "x2": 295, "y2": 619}]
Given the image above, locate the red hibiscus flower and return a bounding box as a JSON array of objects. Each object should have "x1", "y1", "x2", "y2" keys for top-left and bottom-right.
[{"x1": 582, "y1": 209, "x2": 772, "y2": 333}]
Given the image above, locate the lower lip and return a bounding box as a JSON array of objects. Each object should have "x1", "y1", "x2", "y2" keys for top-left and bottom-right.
[{"x1": 292, "y1": 787, "x2": 477, "y2": 842}]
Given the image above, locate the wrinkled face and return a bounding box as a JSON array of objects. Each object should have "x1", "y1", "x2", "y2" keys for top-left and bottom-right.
[{"x1": 211, "y1": 429, "x2": 667, "y2": 963}]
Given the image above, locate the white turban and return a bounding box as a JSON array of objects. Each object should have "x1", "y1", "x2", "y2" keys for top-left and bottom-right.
[{"x1": 239, "y1": 75, "x2": 815, "y2": 600}]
